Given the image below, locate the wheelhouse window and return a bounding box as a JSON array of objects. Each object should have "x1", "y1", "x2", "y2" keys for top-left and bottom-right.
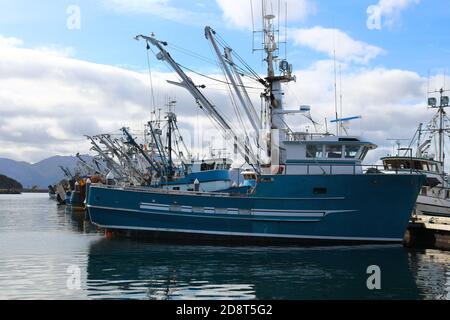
[
  {"x1": 344, "y1": 146, "x2": 360, "y2": 159},
  {"x1": 420, "y1": 162, "x2": 429, "y2": 171},
  {"x1": 325, "y1": 145, "x2": 342, "y2": 159},
  {"x1": 384, "y1": 160, "x2": 435, "y2": 171},
  {"x1": 200, "y1": 162, "x2": 216, "y2": 171},
  {"x1": 215, "y1": 162, "x2": 231, "y2": 170},
  {"x1": 306, "y1": 145, "x2": 323, "y2": 158},
  {"x1": 384, "y1": 160, "x2": 410, "y2": 169}
]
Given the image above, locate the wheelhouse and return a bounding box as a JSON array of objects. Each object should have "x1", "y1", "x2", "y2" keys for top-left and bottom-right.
[
  {"x1": 381, "y1": 157, "x2": 442, "y2": 174},
  {"x1": 284, "y1": 136, "x2": 376, "y2": 162},
  {"x1": 188, "y1": 158, "x2": 233, "y2": 173},
  {"x1": 281, "y1": 135, "x2": 377, "y2": 175}
]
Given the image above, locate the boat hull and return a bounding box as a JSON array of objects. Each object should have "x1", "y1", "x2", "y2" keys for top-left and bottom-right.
[
  {"x1": 87, "y1": 174, "x2": 425, "y2": 244},
  {"x1": 415, "y1": 195, "x2": 450, "y2": 218}
]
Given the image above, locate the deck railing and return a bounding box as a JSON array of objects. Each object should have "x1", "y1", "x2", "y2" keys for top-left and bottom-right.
[{"x1": 277, "y1": 164, "x2": 421, "y2": 175}]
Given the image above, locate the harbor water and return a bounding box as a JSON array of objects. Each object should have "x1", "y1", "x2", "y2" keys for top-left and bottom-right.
[{"x1": 0, "y1": 193, "x2": 449, "y2": 300}]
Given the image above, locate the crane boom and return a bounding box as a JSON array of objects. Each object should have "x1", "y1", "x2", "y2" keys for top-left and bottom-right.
[
  {"x1": 205, "y1": 27, "x2": 261, "y2": 136},
  {"x1": 135, "y1": 34, "x2": 260, "y2": 170}
]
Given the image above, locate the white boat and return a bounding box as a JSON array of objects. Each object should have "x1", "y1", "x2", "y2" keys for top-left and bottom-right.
[{"x1": 382, "y1": 89, "x2": 450, "y2": 223}]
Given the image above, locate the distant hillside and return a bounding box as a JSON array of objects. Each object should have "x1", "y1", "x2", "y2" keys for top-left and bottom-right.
[
  {"x1": 0, "y1": 155, "x2": 92, "y2": 189},
  {"x1": 0, "y1": 174, "x2": 23, "y2": 193}
]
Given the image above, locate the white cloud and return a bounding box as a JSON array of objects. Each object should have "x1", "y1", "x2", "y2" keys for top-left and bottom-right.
[
  {"x1": 0, "y1": 33, "x2": 443, "y2": 169},
  {"x1": 0, "y1": 36, "x2": 232, "y2": 162},
  {"x1": 370, "y1": 0, "x2": 420, "y2": 27},
  {"x1": 103, "y1": 0, "x2": 217, "y2": 25},
  {"x1": 377, "y1": 0, "x2": 420, "y2": 15},
  {"x1": 34, "y1": 45, "x2": 76, "y2": 58},
  {"x1": 216, "y1": 0, "x2": 315, "y2": 30},
  {"x1": 290, "y1": 27, "x2": 385, "y2": 64},
  {"x1": 0, "y1": 35, "x2": 23, "y2": 48},
  {"x1": 283, "y1": 60, "x2": 432, "y2": 164}
]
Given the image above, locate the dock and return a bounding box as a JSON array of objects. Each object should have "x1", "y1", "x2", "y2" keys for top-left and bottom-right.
[{"x1": 404, "y1": 216, "x2": 450, "y2": 251}]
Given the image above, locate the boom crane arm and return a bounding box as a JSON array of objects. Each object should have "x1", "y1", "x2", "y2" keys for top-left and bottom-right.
[
  {"x1": 86, "y1": 136, "x2": 125, "y2": 179},
  {"x1": 135, "y1": 34, "x2": 260, "y2": 171},
  {"x1": 121, "y1": 127, "x2": 163, "y2": 178},
  {"x1": 204, "y1": 26, "x2": 261, "y2": 136}
]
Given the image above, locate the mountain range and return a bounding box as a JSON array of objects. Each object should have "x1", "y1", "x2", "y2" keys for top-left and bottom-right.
[{"x1": 0, "y1": 155, "x2": 92, "y2": 188}]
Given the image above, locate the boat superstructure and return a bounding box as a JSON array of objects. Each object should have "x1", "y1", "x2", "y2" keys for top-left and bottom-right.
[
  {"x1": 382, "y1": 88, "x2": 450, "y2": 220},
  {"x1": 87, "y1": 5, "x2": 425, "y2": 244}
]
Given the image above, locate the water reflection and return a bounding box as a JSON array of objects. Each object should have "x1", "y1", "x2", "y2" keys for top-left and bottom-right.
[
  {"x1": 408, "y1": 249, "x2": 450, "y2": 300},
  {"x1": 1, "y1": 194, "x2": 448, "y2": 300},
  {"x1": 55, "y1": 205, "x2": 97, "y2": 234},
  {"x1": 87, "y1": 240, "x2": 422, "y2": 300}
]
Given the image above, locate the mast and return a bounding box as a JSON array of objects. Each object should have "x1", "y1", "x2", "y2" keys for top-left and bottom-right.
[
  {"x1": 166, "y1": 100, "x2": 177, "y2": 180},
  {"x1": 428, "y1": 88, "x2": 449, "y2": 165},
  {"x1": 260, "y1": 9, "x2": 295, "y2": 167},
  {"x1": 439, "y1": 89, "x2": 445, "y2": 163}
]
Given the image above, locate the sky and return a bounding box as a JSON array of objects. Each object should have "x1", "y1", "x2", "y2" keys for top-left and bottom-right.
[{"x1": 0, "y1": 0, "x2": 449, "y2": 167}]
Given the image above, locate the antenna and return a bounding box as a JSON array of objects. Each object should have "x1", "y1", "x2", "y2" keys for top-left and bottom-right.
[
  {"x1": 285, "y1": 1, "x2": 288, "y2": 60},
  {"x1": 444, "y1": 69, "x2": 447, "y2": 90},
  {"x1": 333, "y1": 45, "x2": 339, "y2": 135},
  {"x1": 250, "y1": 0, "x2": 255, "y2": 52},
  {"x1": 339, "y1": 64, "x2": 343, "y2": 134}
]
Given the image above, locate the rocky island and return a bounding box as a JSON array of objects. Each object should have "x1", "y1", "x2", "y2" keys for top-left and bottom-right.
[{"x1": 0, "y1": 174, "x2": 23, "y2": 194}]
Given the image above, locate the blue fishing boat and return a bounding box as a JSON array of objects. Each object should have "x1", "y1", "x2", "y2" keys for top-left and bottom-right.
[
  {"x1": 87, "y1": 141, "x2": 424, "y2": 243},
  {"x1": 87, "y1": 12, "x2": 425, "y2": 244}
]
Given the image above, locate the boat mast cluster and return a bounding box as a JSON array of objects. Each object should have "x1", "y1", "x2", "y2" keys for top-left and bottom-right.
[{"x1": 135, "y1": 2, "x2": 297, "y2": 173}]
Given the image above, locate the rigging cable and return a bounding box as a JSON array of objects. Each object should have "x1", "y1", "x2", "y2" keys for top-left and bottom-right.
[{"x1": 177, "y1": 63, "x2": 264, "y2": 90}]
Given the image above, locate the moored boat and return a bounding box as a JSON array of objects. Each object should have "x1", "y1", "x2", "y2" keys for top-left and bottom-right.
[
  {"x1": 382, "y1": 88, "x2": 450, "y2": 219},
  {"x1": 87, "y1": 10, "x2": 425, "y2": 244}
]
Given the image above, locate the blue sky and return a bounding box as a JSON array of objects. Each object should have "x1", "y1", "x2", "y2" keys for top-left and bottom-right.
[
  {"x1": 0, "y1": 0, "x2": 449, "y2": 164},
  {"x1": 1, "y1": 0, "x2": 448, "y2": 75}
]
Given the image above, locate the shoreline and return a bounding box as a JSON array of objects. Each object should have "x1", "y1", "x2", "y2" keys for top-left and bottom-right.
[
  {"x1": 0, "y1": 189, "x2": 48, "y2": 194},
  {"x1": 0, "y1": 189, "x2": 22, "y2": 195}
]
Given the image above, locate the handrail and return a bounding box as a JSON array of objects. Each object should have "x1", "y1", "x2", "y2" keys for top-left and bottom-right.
[
  {"x1": 90, "y1": 183, "x2": 233, "y2": 197},
  {"x1": 281, "y1": 163, "x2": 423, "y2": 176},
  {"x1": 90, "y1": 164, "x2": 424, "y2": 197}
]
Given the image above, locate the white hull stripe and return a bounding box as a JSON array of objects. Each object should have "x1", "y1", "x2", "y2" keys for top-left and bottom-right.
[
  {"x1": 251, "y1": 211, "x2": 325, "y2": 217},
  {"x1": 181, "y1": 206, "x2": 193, "y2": 213},
  {"x1": 93, "y1": 223, "x2": 402, "y2": 242},
  {"x1": 140, "y1": 204, "x2": 170, "y2": 211},
  {"x1": 139, "y1": 202, "x2": 356, "y2": 218},
  {"x1": 90, "y1": 205, "x2": 321, "y2": 222}
]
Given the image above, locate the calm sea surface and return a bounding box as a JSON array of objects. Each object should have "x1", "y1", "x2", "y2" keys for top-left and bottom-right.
[{"x1": 0, "y1": 193, "x2": 449, "y2": 300}]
